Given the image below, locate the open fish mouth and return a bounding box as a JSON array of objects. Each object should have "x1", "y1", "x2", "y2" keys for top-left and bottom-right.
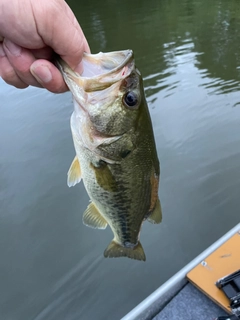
[
  {"x1": 55, "y1": 50, "x2": 135, "y2": 92},
  {"x1": 81, "y1": 50, "x2": 134, "y2": 77}
]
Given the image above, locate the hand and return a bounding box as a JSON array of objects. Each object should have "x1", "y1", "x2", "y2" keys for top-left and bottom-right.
[{"x1": 0, "y1": 0, "x2": 90, "y2": 93}]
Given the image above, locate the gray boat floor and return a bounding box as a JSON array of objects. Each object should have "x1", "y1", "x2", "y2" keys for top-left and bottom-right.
[{"x1": 153, "y1": 283, "x2": 229, "y2": 320}]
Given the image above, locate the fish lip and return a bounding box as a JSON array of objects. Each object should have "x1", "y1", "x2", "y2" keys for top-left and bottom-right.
[
  {"x1": 54, "y1": 56, "x2": 76, "y2": 78},
  {"x1": 54, "y1": 49, "x2": 134, "y2": 87},
  {"x1": 81, "y1": 50, "x2": 134, "y2": 79},
  {"x1": 55, "y1": 50, "x2": 134, "y2": 80}
]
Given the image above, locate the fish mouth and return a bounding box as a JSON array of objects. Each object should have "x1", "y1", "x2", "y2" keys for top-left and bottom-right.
[
  {"x1": 55, "y1": 50, "x2": 135, "y2": 92},
  {"x1": 81, "y1": 50, "x2": 134, "y2": 77}
]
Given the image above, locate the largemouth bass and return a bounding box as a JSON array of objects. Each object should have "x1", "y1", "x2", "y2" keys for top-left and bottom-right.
[{"x1": 56, "y1": 50, "x2": 162, "y2": 261}]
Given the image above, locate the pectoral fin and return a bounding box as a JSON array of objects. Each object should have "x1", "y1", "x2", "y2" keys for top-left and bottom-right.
[
  {"x1": 90, "y1": 162, "x2": 117, "y2": 192},
  {"x1": 147, "y1": 198, "x2": 162, "y2": 224},
  {"x1": 104, "y1": 240, "x2": 146, "y2": 261},
  {"x1": 67, "y1": 156, "x2": 81, "y2": 187},
  {"x1": 83, "y1": 202, "x2": 108, "y2": 229}
]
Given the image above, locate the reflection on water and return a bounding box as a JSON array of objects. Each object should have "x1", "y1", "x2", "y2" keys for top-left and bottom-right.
[
  {"x1": 89, "y1": 12, "x2": 107, "y2": 51},
  {"x1": 1, "y1": 0, "x2": 240, "y2": 319}
]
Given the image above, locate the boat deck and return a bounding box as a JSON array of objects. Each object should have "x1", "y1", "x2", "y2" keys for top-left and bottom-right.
[
  {"x1": 122, "y1": 224, "x2": 240, "y2": 320},
  {"x1": 153, "y1": 282, "x2": 228, "y2": 320}
]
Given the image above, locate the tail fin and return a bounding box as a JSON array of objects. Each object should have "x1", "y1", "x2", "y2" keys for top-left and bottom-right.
[{"x1": 104, "y1": 240, "x2": 146, "y2": 261}]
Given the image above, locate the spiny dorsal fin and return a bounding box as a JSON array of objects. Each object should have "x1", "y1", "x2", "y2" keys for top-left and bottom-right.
[
  {"x1": 147, "y1": 198, "x2": 162, "y2": 224},
  {"x1": 104, "y1": 240, "x2": 146, "y2": 261},
  {"x1": 67, "y1": 156, "x2": 81, "y2": 187},
  {"x1": 83, "y1": 202, "x2": 108, "y2": 229}
]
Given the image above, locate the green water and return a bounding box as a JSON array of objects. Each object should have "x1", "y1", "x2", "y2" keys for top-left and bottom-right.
[{"x1": 1, "y1": 0, "x2": 240, "y2": 319}]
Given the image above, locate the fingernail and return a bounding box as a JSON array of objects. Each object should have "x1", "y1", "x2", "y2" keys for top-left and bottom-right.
[
  {"x1": 31, "y1": 65, "x2": 52, "y2": 83},
  {"x1": 4, "y1": 39, "x2": 21, "y2": 56}
]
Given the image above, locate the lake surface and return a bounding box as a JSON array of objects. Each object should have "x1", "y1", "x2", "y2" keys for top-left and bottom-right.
[{"x1": 1, "y1": 0, "x2": 240, "y2": 319}]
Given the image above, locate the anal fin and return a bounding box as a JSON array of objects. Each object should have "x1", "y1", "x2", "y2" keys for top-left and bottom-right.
[
  {"x1": 67, "y1": 155, "x2": 81, "y2": 187},
  {"x1": 83, "y1": 202, "x2": 108, "y2": 229},
  {"x1": 147, "y1": 198, "x2": 162, "y2": 224},
  {"x1": 104, "y1": 240, "x2": 146, "y2": 261}
]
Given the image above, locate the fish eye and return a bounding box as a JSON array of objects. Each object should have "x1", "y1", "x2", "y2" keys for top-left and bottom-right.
[{"x1": 123, "y1": 92, "x2": 138, "y2": 108}]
